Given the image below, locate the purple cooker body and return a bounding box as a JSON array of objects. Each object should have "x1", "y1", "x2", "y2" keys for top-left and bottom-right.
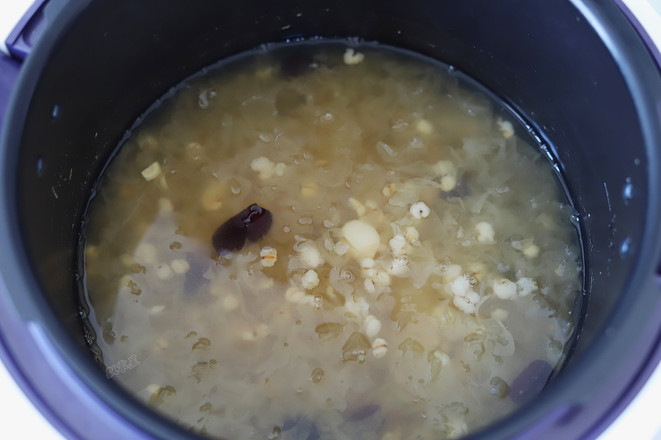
[{"x1": 1, "y1": 1, "x2": 661, "y2": 439}]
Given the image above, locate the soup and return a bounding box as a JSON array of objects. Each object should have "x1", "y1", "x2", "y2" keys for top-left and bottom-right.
[{"x1": 81, "y1": 42, "x2": 582, "y2": 439}]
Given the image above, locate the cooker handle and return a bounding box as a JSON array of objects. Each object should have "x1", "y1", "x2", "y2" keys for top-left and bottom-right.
[
  {"x1": 616, "y1": 0, "x2": 661, "y2": 69},
  {"x1": 0, "y1": 0, "x2": 62, "y2": 131},
  {"x1": 0, "y1": 0, "x2": 50, "y2": 60}
]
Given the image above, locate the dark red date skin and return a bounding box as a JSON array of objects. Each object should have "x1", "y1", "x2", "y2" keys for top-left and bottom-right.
[{"x1": 212, "y1": 204, "x2": 272, "y2": 256}]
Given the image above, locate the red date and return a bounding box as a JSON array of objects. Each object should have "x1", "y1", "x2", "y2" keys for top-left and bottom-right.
[{"x1": 212, "y1": 204, "x2": 272, "y2": 256}]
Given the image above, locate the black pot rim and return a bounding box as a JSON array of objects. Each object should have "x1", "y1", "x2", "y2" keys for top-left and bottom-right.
[{"x1": 1, "y1": 1, "x2": 661, "y2": 439}]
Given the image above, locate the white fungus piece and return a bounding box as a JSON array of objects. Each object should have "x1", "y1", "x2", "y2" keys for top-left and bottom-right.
[
  {"x1": 343, "y1": 48, "x2": 365, "y2": 65},
  {"x1": 364, "y1": 315, "x2": 382, "y2": 338},
  {"x1": 405, "y1": 226, "x2": 420, "y2": 243},
  {"x1": 301, "y1": 182, "x2": 319, "y2": 197},
  {"x1": 376, "y1": 271, "x2": 391, "y2": 285},
  {"x1": 523, "y1": 243, "x2": 541, "y2": 259},
  {"x1": 382, "y1": 183, "x2": 396, "y2": 197},
  {"x1": 491, "y1": 308, "x2": 509, "y2": 321},
  {"x1": 475, "y1": 221, "x2": 495, "y2": 243},
  {"x1": 410, "y1": 201, "x2": 431, "y2": 219},
  {"x1": 170, "y1": 259, "x2": 190, "y2": 274},
  {"x1": 517, "y1": 277, "x2": 538, "y2": 296},
  {"x1": 255, "y1": 276, "x2": 274, "y2": 290},
  {"x1": 493, "y1": 279, "x2": 517, "y2": 299},
  {"x1": 555, "y1": 264, "x2": 566, "y2": 277},
  {"x1": 431, "y1": 350, "x2": 450, "y2": 367},
  {"x1": 141, "y1": 161, "x2": 161, "y2": 181},
  {"x1": 372, "y1": 338, "x2": 388, "y2": 358},
  {"x1": 410, "y1": 137, "x2": 424, "y2": 149},
  {"x1": 158, "y1": 198, "x2": 173, "y2": 212},
  {"x1": 253, "y1": 157, "x2": 274, "y2": 178},
  {"x1": 208, "y1": 282, "x2": 223, "y2": 297},
  {"x1": 348, "y1": 197, "x2": 367, "y2": 217},
  {"x1": 120, "y1": 253, "x2": 134, "y2": 267},
  {"x1": 201, "y1": 181, "x2": 225, "y2": 211},
  {"x1": 155, "y1": 263, "x2": 174, "y2": 281},
  {"x1": 135, "y1": 243, "x2": 158, "y2": 265},
  {"x1": 466, "y1": 262, "x2": 486, "y2": 279},
  {"x1": 223, "y1": 294, "x2": 239, "y2": 311},
  {"x1": 416, "y1": 119, "x2": 434, "y2": 135},
  {"x1": 341, "y1": 220, "x2": 381, "y2": 258},
  {"x1": 260, "y1": 246, "x2": 278, "y2": 267},
  {"x1": 365, "y1": 200, "x2": 383, "y2": 219},
  {"x1": 302, "y1": 270, "x2": 320, "y2": 290},
  {"x1": 391, "y1": 119, "x2": 408, "y2": 131},
  {"x1": 285, "y1": 287, "x2": 314, "y2": 305},
  {"x1": 118, "y1": 274, "x2": 132, "y2": 289},
  {"x1": 158, "y1": 175, "x2": 168, "y2": 191},
  {"x1": 298, "y1": 243, "x2": 324, "y2": 268},
  {"x1": 258, "y1": 133, "x2": 272, "y2": 143},
  {"x1": 497, "y1": 118, "x2": 515, "y2": 138},
  {"x1": 497, "y1": 262, "x2": 510, "y2": 273},
  {"x1": 324, "y1": 237, "x2": 335, "y2": 252}
]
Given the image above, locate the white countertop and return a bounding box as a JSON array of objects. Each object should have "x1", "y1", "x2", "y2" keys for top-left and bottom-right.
[
  {"x1": 1, "y1": 1, "x2": 661, "y2": 439},
  {"x1": 0, "y1": 357, "x2": 65, "y2": 439}
]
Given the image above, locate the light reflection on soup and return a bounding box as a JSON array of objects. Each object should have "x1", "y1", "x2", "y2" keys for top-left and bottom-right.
[{"x1": 82, "y1": 43, "x2": 582, "y2": 439}]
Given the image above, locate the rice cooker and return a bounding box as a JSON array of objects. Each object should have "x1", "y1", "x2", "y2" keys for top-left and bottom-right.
[{"x1": 1, "y1": 0, "x2": 661, "y2": 439}]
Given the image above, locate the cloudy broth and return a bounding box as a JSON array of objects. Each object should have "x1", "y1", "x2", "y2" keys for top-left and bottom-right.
[{"x1": 82, "y1": 43, "x2": 582, "y2": 439}]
